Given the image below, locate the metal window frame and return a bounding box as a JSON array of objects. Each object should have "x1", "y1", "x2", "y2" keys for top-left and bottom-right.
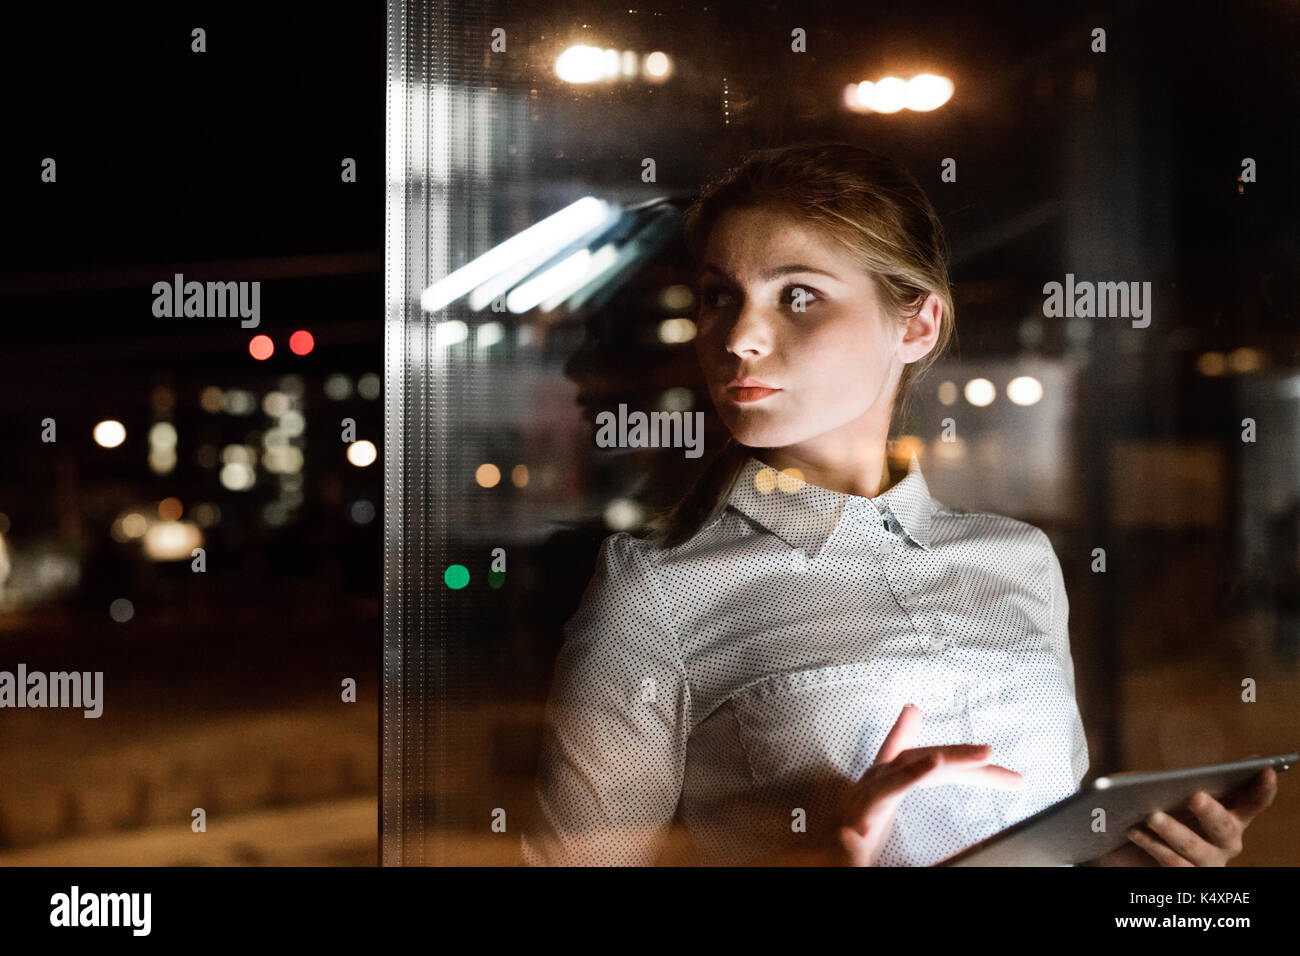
[{"x1": 383, "y1": 0, "x2": 491, "y2": 866}]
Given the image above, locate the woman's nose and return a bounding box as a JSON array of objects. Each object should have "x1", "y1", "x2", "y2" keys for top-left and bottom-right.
[{"x1": 723, "y1": 301, "x2": 774, "y2": 357}]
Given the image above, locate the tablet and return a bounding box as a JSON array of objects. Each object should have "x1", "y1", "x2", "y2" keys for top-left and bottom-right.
[{"x1": 936, "y1": 751, "x2": 1297, "y2": 867}]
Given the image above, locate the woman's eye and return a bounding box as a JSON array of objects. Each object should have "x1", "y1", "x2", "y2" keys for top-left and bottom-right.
[
  {"x1": 697, "y1": 285, "x2": 817, "y2": 310},
  {"x1": 782, "y1": 285, "x2": 818, "y2": 309},
  {"x1": 699, "y1": 287, "x2": 734, "y2": 309}
]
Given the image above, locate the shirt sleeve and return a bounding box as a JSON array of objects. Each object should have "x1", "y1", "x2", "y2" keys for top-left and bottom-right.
[
  {"x1": 520, "y1": 532, "x2": 691, "y2": 865},
  {"x1": 1042, "y1": 530, "x2": 1090, "y2": 790}
]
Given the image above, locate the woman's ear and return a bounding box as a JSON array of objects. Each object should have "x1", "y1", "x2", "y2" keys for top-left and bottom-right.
[{"x1": 899, "y1": 293, "x2": 942, "y2": 364}]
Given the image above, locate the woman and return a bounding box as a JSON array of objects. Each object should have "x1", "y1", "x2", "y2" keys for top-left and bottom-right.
[{"x1": 521, "y1": 143, "x2": 1277, "y2": 866}]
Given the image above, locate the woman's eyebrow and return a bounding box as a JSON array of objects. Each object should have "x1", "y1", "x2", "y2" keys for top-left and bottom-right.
[{"x1": 695, "y1": 263, "x2": 842, "y2": 283}]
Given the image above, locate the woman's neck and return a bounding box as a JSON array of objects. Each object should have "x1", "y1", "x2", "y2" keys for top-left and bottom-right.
[{"x1": 755, "y1": 444, "x2": 898, "y2": 498}]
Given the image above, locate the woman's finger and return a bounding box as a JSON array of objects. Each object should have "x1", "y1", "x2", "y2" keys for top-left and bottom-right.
[
  {"x1": 1228, "y1": 768, "x2": 1278, "y2": 827},
  {"x1": 1142, "y1": 810, "x2": 1222, "y2": 864},
  {"x1": 868, "y1": 750, "x2": 944, "y2": 802},
  {"x1": 847, "y1": 748, "x2": 1024, "y2": 837},
  {"x1": 914, "y1": 762, "x2": 1025, "y2": 791},
  {"x1": 842, "y1": 754, "x2": 938, "y2": 835},
  {"x1": 895, "y1": 743, "x2": 993, "y2": 764},
  {"x1": 873, "y1": 704, "x2": 922, "y2": 765},
  {"x1": 1185, "y1": 792, "x2": 1240, "y2": 849},
  {"x1": 873, "y1": 749, "x2": 1022, "y2": 797},
  {"x1": 1125, "y1": 825, "x2": 1195, "y2": 867}
]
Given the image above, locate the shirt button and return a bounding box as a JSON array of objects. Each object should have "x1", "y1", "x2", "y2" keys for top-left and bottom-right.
[
  {"x1": 876, "y1": 538, "x2": 896, "y2": 558},
  {"x1": 791, "y1": 549, "x2": 807, "y2": 572}
]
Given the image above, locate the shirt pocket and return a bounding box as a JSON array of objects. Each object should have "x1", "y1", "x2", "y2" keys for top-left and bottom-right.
[
  {"x1": 723, "y1": 659, "x2": 1004, "y2": 859},
  {"x1": 727, "y1": 659, "x2": 911, "y2": 791},
  {"x1": 964, "y1": 651, "x2": 1085, "y2": 827}
]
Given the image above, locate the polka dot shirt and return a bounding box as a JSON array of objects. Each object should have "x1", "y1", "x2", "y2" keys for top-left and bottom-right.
[{"x1": 521, "y1": 451, "x2": 1089, "y2": 866}]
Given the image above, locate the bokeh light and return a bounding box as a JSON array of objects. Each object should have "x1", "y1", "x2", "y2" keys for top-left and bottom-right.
[
  {"x1": 142, "y1": 521, "x2": 202, "y2": 560},
  {"x1": 658, "y1": 387, "x2": 694, "y2": 412},
  {"x1": 148, "y1": 448, "x2": 177, "y2": 475},
  {"x1": 435, "y1": 320, "x2": 468, "y2": 349},
  {"x1": 262, "y1": 502, "x2": 290, "y2": 527},
  {"x1": 222, "y1": 389, "x2": 257, "y2": 415},
  {"x1": 603, "y1": 497, "x2": 643, "y2": 530},
  {"x1": 658, "y1": 284, "x2": 695, "y2": 311},
  {"x1": 754, "y1": 467, "x2": 778, "y2": 494},
  {"x1": 555, "y1": 44, "x2": 607, "y2": 83},
  {"x1": 278, "y1": 410, "x2": 306, "y2": 437},
  {"x1": 249, "y1": 335, "x2": 274, "y2": 360},
  {"x1": 148, "y1": 422, "x2": 177, "y2": 449},
  {"x1": 347, "y1": 440, "x2": 378, "y2": 467},
  {"x1": 776, "y1": 468, "x2": 805, "y2": 493},
  {"x1": 645, "y1": 51, "x2": 671, "y2": 79},
  {"x1": 199, "y1": 386, "x2": 224, "y2": 413},
  {"x1": 109, "y1": 598, "x2": 134, "y2": 623},
  {"x1": 221, "y1": 444, "x2": 256, "y2": 466},
  {"x1": 1197, "y1": 351, "x2": 1226, "y2": 376},
  {"x1": 657, "y1": 317, "x2": 697, "y2": 344},
  {"x1": 891, "y1": 434, "x2": 925, "y2": 462},
  {"x1": 1006, "y1": 375, "x2": 1044, "y2": 406},
  {"x1": 324, "y1": 374, "x2": 353, "y2": 400},
  {"x1": 93, "y1": 420, "x2": 126, "y2": 448},
  {"x1": 904, "y1": 73, "x2": 955, "y2": 111},
  {"x1": 964, "y1": 378, "x2": 996, "y2": 406},
  {"x1": 219, "y1": 462, "x2": 256, "y2": 491},
  {"x1": 1227, "y1": 347, "x2": 1263, "y2": 373},
  {"x1": 150, "y1": 386, "x2": 176, "y2": 415},
  {"x1": 262, "y1": 446, "x2": 304, "y2": 474},
  {"x1": 263, "y1": 391, "x2": 291, "y2": 416},
  {"x1": 192, "y1": 503, "x2": 222, "y2": 528},
  {"x1": 289, "y1": 330, "x2": 315, "y2": 355},
  {"x1": 118, "y1": 512, "x2": 149, "y2": 540}
]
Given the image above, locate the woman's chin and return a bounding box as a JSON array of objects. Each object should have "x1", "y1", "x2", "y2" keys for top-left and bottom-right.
[{"x1": 724, "y1": 418, "x2": 802, "y2": 449}]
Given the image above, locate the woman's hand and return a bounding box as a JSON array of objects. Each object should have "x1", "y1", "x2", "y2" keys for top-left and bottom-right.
[
  {"x1": 829, "y1": 703, "x2": 1025, "y2": 866},
  {"x1": 1089, "y1": 768, "x2": 1278, "y2": 867}
]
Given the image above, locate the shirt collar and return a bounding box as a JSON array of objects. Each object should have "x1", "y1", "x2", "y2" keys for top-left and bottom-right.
[{"x1": 726, "y1": 450, "x2": 936, "y2": 557}]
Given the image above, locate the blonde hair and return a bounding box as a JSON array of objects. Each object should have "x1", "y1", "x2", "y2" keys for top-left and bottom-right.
[{"x1": 646, "y1": 141, "x2": 957, "y2": 549}]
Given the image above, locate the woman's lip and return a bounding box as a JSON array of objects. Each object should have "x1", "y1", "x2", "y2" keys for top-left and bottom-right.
[{"x1": 727, "y1": 386, "x2": 781, "y2": 403}]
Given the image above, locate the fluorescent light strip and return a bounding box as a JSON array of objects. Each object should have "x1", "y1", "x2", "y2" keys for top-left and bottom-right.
[
  {"x1": 565, "y1": 212, "x2": 678, "y2": 313},
  {"x1": 467, "y1": 212, "x2": 621, "y2": 312},
  {"x1": 420, "y1": 196, "x2": 612, "y2": 312},
  {"x1": 538, "y1": 243, "x2": 621, "y2": 312},
  {"x1": 506, "y1": 249, "x2": 592, "y2": 313}
]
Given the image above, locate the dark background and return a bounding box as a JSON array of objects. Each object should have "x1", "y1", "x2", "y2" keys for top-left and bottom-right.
[{"x1": 0, "y1": 1, "x2": 383, "y2": 863}]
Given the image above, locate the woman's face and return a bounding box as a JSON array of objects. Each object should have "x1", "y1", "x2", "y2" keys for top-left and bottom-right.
[{"x1": 694, "y1": 204, "x2": 938, "y2": 455}]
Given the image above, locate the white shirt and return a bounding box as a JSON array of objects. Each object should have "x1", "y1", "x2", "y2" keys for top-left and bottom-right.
[{"x1": 521, "y1": 451, "x2": 1089, "y2": 866}]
